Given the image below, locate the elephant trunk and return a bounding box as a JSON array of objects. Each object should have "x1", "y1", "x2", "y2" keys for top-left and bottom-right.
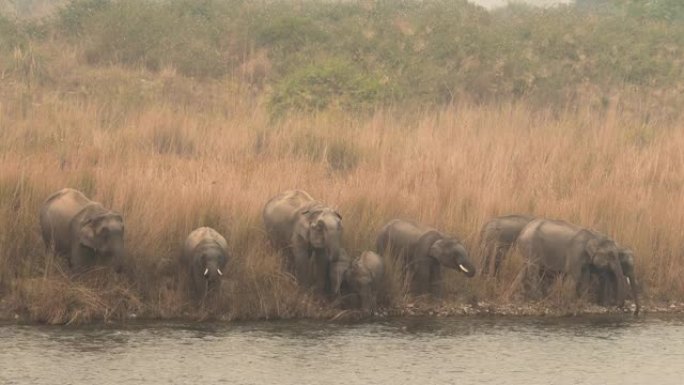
[
  {"x1": 329, "y1": 260, "x2": 348, "y2": 297},
  {"x1": 610, "y1": 260, "x2": 627, "y2": 308},
  {"x1": 113, "y1": 239, "x2": 125, "y2": 262},
  {"x1": 455, "y1": 245, "x2": 476, "y2": 278},
  {"x1": 627, "y1": 275, "x2": 640, "y2": 316},
  {"x1": 202, "y1": 260, "x2": 222, "y2": 284}
]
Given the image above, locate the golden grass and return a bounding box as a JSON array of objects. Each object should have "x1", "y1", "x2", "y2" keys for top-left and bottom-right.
[{"x1": 1, "y1": 65, "x2": 683, "y2": 323}]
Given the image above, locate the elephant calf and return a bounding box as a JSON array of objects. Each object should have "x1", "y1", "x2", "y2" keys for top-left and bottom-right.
[
  {"x1": 479, "y1": 214, "x2": 534, "y2": 276},
  {"x1": 263, "y1": 190, "x2": 344, "y2": 297},
  {"x1": 341, "y1": 251, "x2": 385, "y2": 313},
  {"x1": 39, "y1": 188, "x2": 124, "y2": 270},
  {"x1": 376, "y1": 219, "x2": 475, "y2": 296},
  {"x1": 181, "y1": 227, "x2": 230, "y2": 300}
]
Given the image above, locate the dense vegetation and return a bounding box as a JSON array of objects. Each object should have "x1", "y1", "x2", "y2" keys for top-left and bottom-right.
[
  {"x1": 2, "y1": 0, "x2": 683, "y2": 116},
  {"x1": 0, "y1": 0, "x2": 683, "y2": 323}
]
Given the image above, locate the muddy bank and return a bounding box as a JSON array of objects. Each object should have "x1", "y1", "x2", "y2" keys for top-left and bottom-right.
[{"x1": 2, "y1": 295, "x2": 683, "y2": 325}]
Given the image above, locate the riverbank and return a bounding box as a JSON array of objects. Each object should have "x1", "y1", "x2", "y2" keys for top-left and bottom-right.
[
  {"x1": 2, "y1": 0, "x2": 684, "y2": 328},
  {"x1": 2, "y1": 289, "x2": 683, "y2": 324}
]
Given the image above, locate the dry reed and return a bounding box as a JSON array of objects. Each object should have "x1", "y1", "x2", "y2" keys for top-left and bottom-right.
[{"x1": 1, "y1": 64, "x2": 683, "y2": 323}]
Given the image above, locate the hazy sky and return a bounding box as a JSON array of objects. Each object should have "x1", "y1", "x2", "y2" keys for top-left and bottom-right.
[{"x1": 470, "y1": 0, "x2": 573, "y2": 9}]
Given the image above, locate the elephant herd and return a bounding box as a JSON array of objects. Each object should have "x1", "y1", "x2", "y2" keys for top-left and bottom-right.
[
  {"x1": 38, "y1": 188, "x2": 640, "y2": 315},
  {"x1": 480, "y1": 215, "x2": 640, "y2": 315}
]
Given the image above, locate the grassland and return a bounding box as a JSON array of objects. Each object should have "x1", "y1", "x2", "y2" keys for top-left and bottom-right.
[{"x1": 0, "y1": 0, "x2": 683, "y2": 323}]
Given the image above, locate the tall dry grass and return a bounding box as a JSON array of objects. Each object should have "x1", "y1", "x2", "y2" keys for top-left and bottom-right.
[{"x1": 1, "y1": 63, "x2": 683, "y2": 323}]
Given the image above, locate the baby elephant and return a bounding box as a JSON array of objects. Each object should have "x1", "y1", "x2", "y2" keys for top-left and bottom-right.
[
  {"x1": 40, "y1": 188, "x2": 124, "y2": 270},
  {"x1": 343, "y1": 251, "x2": 385, "y2": 313},
  {"x1": 181, "y1": 227, "x2": 230, "y2": 300}
]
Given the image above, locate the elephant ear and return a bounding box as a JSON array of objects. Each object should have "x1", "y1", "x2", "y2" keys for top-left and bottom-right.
[
  {"x1": 585, "y1": 236, "x2": 599, "y2": 261},
  {"x1": 79, "y1": 217, "x2": 98, "y2": 250},
  {"x1": 414, "y1": 231, "x2": 443, "y2": 263}
]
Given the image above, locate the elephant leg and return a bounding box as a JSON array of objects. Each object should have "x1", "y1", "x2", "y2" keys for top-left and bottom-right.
[
  {"x1": 493, "y1": 245, "x2": 508, "y2": 277},
  {"x1": 292, "y1": 247, "x2": 311, "y2": 287},
  {"x1": 574, "y1": 267, "x2": 592, "y2": 299},
  {"x1": 539, "y1": 270, "x2": 556, "y2": 297},
  {"x1": 360, "y1": 286, "x2": 373, "y2": 313},
  {"x1": 70, "y1": 243, "x2": 91, "y2": 271},
  {"x1": 412, "y1": 262, "x2": 431, "y2": 296},
  {"x1": 480, "y1": 243, "x2": 492, "y2": 276},
  {"x1": 599, "y1": 272, "x2": 616, "y2": 306},
  {"x1": 313, "y1": 257, "x2": 329, "y2": 296},
  {"x1": 429, "y1": 263, "x2": 442, "y2": 298},
  {"x1": 523, "y1": 262, "x2": 541, "y2": 299}
]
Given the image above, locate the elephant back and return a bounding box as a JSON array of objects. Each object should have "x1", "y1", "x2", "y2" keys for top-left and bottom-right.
[
  {"x1": 263, "y1": 190, "x2": 315, "y2": 248},
  {"x1": 40, "y1": 189, "x2": 93, "y2": 238},
  {"x1": 184, "y1": 227, "x2": 227, "y2": 255},
  {"x1": 410, "y1": 230, "x2": 444, "y2": 266},
  {"x1": 359, "y1": 251, "x2": 385, "y2": 281}
]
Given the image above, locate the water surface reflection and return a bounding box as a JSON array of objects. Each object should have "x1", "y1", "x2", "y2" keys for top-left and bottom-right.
[{"x1": 1, "y1": 315, "x2": 683, "y2": 385}]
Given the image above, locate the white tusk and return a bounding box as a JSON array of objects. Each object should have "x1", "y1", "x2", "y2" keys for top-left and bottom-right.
[
  {"x1": 458, "y1": 264, "x2": 470, "y2": 274},
  {"x1": 217, "y1": 268, "x2": 223, "y2": 276},
  {"x1": 626, "y1": 277, "x2": 631, "y2": 285},
  {"x1": 203, "y1": 268, "x2": 209, "y2": 277}
]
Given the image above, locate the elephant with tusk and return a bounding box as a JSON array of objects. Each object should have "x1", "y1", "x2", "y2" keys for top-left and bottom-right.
[
  {"x1": 376, "y1": 219, "x2": 475, "y2": 296},
  {"x1": 39, "y1": 188, "x2": 125, "y2": 270},
  {"x1": 181, "y1": 227, "x2": 229, "y2": 300}
]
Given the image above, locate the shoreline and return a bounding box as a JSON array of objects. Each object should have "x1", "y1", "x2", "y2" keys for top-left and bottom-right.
[{"x1": 2, "y1": 299, "x2": 683, "y2": 325}]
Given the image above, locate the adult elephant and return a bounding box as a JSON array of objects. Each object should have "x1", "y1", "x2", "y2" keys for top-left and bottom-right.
[
  {"x1": 39, "y1": 188, "x2": 124, "y2": 270},
  {"x1": 479, "y1": 214, "x2": 535, "y2": 276},
  {"x1": 376, "y1": 219, "x2": 475, "y2": 296},
  {"x1": 263, "y1": 190, "x2": 344, "y2": 296},
  {"x1": 516, "y1": 218, "x2": 629, "y2": 310},
  {"x1": 181, "y1": 227, "x2": 230, "y2": 301},
  {"x1": 594, "y1": 246, "x2": 640, "y2": 315},
  {"x1": 341, "y1": 251, "x2": 385, "y2": 313}
]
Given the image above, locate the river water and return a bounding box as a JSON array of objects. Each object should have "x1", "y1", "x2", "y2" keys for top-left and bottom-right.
[{"x1": 1, "y1": 315, "x2": 683, "y2": 385}]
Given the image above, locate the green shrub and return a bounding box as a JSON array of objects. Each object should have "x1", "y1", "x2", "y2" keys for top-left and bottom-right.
[
  {"x1": 269, "y1": 58, "x2": 389, "y2": 116},
  {"x1": 7, "y1": 0, "x2": 684, "y2": 116}
]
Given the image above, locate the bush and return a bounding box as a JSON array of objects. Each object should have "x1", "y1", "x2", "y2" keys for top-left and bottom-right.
[
  {"x1": 269, "y1": 58, "x2": 390, "y2": 116},
  {"x1": 70, "y1": 0, "x2": 244, "y2": 77}
]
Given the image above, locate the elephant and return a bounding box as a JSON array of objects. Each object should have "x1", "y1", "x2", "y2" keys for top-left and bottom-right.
[
  {"x1": 515, "y1": 218, "x2": 629, "y2": 310},
  {"x1": 39, "y1": 188, "x2": 124, "y2": 270},
  {"x1": 593, "y1": 246, "x2": 640, "y2": 315},
  {"x1": 341, "y1": 251, "x2": 385, "y2": 313},
  {"x1": 479, "y1": 214, "x2": 535, "y2": 276},
  {"x1": 263, "y1": 190, "x2": 344, "y2": 297},
  {"x1": 181, "y1": 227, "x2": 229, "y2": 300},
  {"x1": 376, "y1": 219, "x2": 475, "y2": 296}
]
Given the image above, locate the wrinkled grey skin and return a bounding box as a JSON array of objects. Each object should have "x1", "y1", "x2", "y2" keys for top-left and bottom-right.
[
  {"x1": 516, "y1": 219, "x2": 628, "y2": 310},
  {"x1": 593, "y1": 246, "x2": 640, "y2": 315},
  {"x1": 39, "y1": 188, "x2": 124, "y2": 270},
  {"x1": 342, "y1": 251, "x2": 385, "y2": 313},
  {"x1": 479, "y1": 214, "x2": 535, "y2": 276},
  {"x1": 181, "y1": 227, "x2": 229, "y2": 301},
  {"x1": 376, "y1": 219, "x2": 475, "y2": 296},
  {"x1": 263, "y1": 190, "x2": 344, "y2": 296}
]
